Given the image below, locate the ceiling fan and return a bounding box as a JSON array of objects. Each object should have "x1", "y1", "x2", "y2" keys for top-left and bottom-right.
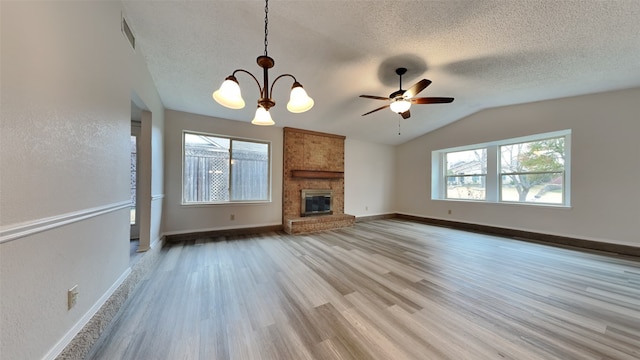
[{"x1": 360, "y1": 67, "x2": 454, "y2": 119}]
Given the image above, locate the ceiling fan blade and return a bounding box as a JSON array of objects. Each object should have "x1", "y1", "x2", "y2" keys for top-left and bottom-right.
[
  {"x1": 400, "y1": 110, "x2": 411, "y2": 119},
  {"x1": 359, "y1": 95, "x2": 390, "y2": 101},
  {"x1": 404, "y1": 79, "x2": 432, "y2": 98},
  {"x1": 362, "y1": 104, "x2": 390, "y2": 116},
  {"x1": 411, "y1": 97, "x2": 454, "y2": 104}
]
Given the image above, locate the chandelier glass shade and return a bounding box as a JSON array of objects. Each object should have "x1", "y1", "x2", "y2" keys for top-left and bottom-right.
[
  {"x1": 212, "y1": 0, "x2": 313, "y2": 125},
  {"x1": 251, "y1": 106, "x2": 275, "y2": 126},
  {"x1": 212, "y1": 76, "x2": 245, "y2": 109},
  {"x1": 286, "y1": 82, "x2": 314, "y2": 113}
]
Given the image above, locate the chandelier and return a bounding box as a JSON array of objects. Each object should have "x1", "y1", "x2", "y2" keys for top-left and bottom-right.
[{"x1": 212, "y1": 0, "x2": 314, "y2": 125}]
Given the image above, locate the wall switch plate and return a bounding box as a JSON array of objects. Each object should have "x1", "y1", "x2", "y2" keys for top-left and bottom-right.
[{"x1": 68, "y1": 285, "x2": 78, "y2": 310}]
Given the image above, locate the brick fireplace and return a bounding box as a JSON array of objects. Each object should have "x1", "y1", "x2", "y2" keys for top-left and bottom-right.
[{"x1": 283, "y1": 127, "x2": 355, "y2": 234}]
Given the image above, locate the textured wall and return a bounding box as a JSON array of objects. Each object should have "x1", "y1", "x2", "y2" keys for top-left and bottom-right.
[
  {"x1": 344, "y1": 138, "x2": 396, "y2": 217},
  {"x1": 0, "y1": 1, "x2": 164, "y2": 359}
]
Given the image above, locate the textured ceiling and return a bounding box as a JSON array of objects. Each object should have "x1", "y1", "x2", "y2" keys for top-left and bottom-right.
[{"x1": 122, "y1": 1, "x2": 640, "y2": 145}]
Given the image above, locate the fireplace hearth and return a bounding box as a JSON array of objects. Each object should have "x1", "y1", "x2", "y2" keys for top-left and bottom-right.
[{"x1": 301, "y1": 189, "x2": 333, "y2": 217}]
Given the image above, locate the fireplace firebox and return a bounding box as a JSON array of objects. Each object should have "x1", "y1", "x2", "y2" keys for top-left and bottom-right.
[{"x1": 301, "y1": 189, "x2": 333, "y2": 217}]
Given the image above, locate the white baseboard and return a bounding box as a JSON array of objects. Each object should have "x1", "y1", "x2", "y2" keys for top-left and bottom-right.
[{"x1": 43, "y1": 268, "x2": 131, "y2": 360}]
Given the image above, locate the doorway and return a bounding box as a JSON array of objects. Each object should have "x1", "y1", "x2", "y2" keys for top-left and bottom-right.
[
  {"x1": 130, "y1": 94, "x2": 152, "y2": 256},
  {"x1": 130, "y1": 120, "x2": 141, "y2": 240}
]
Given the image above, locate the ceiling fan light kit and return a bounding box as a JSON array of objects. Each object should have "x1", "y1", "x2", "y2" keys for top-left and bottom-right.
[
  {"x1": 390, "y1": 98, "x2": 411, "y2": 113},
  {"x1": 360, "y1": 67, "x2": 454, "y2": 120},
  {"x1": 212, "y1": 0, "x2": 314, "y2": 125}
]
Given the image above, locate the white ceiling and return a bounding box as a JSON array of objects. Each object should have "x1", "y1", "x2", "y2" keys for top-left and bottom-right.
[{"x1": 122, "y1": 0, "x2": 640, "y2": 145}]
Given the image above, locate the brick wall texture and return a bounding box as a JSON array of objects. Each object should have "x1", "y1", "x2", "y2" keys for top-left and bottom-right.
[{"x1": 283, "y1": 127, "x2": 354, "y2": 234}]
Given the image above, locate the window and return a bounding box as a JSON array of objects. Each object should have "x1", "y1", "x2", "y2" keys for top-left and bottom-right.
[
  {"x1": 500, "y1": 138, "x2": 565, "y2": 204},
  {"x1": 183, "y1": 132, "x2": 271, "y2": 204},
  {"x1": 445, "y1": 149, "x2": 487, "y2": 200},
  {"x1": 433, "y1": 130, "x2": 570, "y2": 206}
]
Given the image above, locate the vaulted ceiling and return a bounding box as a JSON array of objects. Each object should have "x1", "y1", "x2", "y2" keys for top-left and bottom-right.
[{"x1": 122, "y1": 1, "x2": 640, "y2": 145}]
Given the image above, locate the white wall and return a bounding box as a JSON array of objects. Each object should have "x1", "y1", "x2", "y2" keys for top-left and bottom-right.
[
  {"x1": 163, "y1": 110, "x2": 283, "y2": 235},
  {"x1": 0, "y1": 1, "x2": 164, "y2": 359},
  {"x1": 396, "y1": 87, "x2": 640, "y2": 247},
  {"x1": 345, "y1": 138, "x2": 396, "y2": 217}
]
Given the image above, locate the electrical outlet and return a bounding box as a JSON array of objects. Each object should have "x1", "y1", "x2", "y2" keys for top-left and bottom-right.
[
  {"x1": 68, "y1": 285, "x2": 78, "y2": 310},
  {"x1": 365, "y1": 206, "x2": 368, "y2": 211},
  {"x1": 230, "y1": 214, "x2": 235, "y2": 221},
  {"x1": 448, "y1": 209, "x2": 452, "y2": 215}
]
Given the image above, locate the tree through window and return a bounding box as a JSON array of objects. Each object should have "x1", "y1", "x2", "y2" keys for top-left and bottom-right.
[{"x1": 500, "y1": 137, "x2": 565, "y2": 204}]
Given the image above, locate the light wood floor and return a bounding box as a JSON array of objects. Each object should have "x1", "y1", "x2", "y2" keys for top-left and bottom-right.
[{"x1": 87, "y1": 219, "x2": 640, "y2": 360}]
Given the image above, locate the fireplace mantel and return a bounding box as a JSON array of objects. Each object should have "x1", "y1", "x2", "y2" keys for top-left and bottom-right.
[{"x1": 291, "y1": 170, "x2": 344, "y2": 179}]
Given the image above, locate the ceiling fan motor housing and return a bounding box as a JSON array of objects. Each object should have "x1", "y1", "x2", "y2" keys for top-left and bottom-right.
[{"x1": 389, "y1": 90, "x2": 405, "y2": 99}]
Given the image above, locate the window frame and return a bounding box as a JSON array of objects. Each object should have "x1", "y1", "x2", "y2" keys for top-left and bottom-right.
[
  {"x1": 181, "y1": 130, "x2": 272, "y2": 205},
  {"x1": 432, "y1": 130, "x2": 571, "y2": 207}
]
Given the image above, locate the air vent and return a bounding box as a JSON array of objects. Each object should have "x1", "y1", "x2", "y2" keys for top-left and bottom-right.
[{"x1": 121, "y1": 14, "x2": 135, "y2": 50}]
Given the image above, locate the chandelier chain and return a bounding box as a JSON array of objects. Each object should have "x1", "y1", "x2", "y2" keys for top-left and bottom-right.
[{"x1": 264, "y1": 0, "x2": 269, "y2": 56}]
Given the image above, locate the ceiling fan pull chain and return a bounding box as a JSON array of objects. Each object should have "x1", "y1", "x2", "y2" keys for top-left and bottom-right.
[{"x1": 398, "y1": 118, "x2": 401, "y2": 135}]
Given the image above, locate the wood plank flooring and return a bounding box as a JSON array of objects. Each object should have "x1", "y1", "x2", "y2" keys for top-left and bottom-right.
[{"x1": 86, "y1": 219, "x2": 640, "y2": 360}]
